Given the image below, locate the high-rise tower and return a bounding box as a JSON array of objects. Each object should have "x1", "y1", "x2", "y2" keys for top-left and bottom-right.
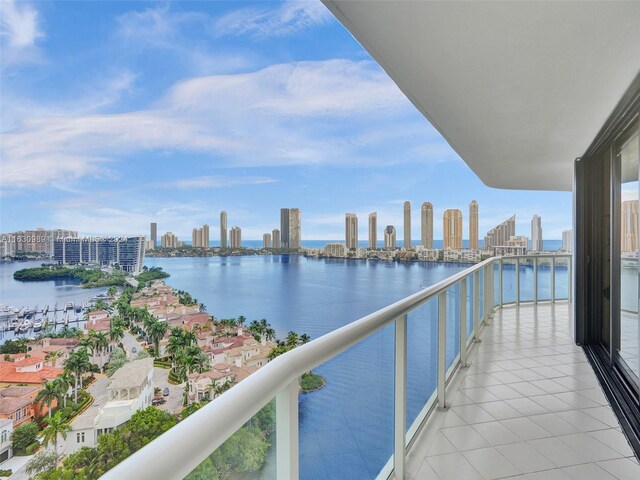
[
  {"x1": 280, "y1": 208, "x2": 290, "y2": 249},
  {"x1": 150, "y1": 223, "x2": 157, "y2": 248},
  {"x1": 403, "y1": 201, "x2": 411, "y2": 249},
  {"x1": 443, "y1": 209, "x2": 463, "y2": 249},
  {"x1": 469, "y1": 200, "x2": 479, "y2": 249},
  {"x1": 220, "y1": 211, "x2": 227, "y2": 249},
  {"x1": 531, "y1": 214, "x2": 543, "y2": 252},
  {"x1": 345, "y1": 213, "x2": 358, "y2": 251},
  {"x1": 384, "y1": 225, "x2": 397, "y2": 250},
  {"x1": 421, "y1": 202, "x2": 433, "y2": 249},
  {"x1": 368, "y1": 212, "x2": 377, "y2": 249}
]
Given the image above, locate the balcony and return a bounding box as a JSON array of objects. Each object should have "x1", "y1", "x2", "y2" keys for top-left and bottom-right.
[{"x1": 97, "y1": 253, "x2": 640, "y2": 479}]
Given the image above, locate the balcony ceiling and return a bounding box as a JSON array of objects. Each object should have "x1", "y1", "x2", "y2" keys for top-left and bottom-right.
[{"x1": 324, "y1": 1, "x2": 640, "y2": 191}]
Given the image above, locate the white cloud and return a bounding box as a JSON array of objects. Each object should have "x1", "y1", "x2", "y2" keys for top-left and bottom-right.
[
  {"x1": 0, "y1": 0, "x2": 44, "y2": 67},
  {"x1": 213, "y1": 0, "x2": 331, "y2": 39},
  {"x1": 2, "y1": 59, "x2": 445, "y2": 189},
  {"x1": 157, "y1": 175, "x2": 278, "y2": 189}
]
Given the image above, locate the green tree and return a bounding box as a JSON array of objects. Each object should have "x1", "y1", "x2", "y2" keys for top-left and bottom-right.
[
  {"x1": 285, "y1": 331, "x2": 299, "y2": 348},
  {"x1": 185, "y1": 456, "x2": 219, "y2": 480},
  {"x1": 107, "y1": 286, "x2": 117, "y2": 298},
  {"x1": 146, "y1": 319, "x2": 168, "y2": 357},
  {"x1": 12, "y1": 421, "x2": 39, "y2": 451},
  {"x1": 109, "y1": 324, "x2": 125, "y2": 344},
  {"x1": 42, "y1": 412, "x2": 71, "y2": 455},
  {"x1": 105, "y1": 347, "x2": 127, "y2": 376},
  {"x1": 45, "y1": 350, "x2": 63, "y2": 367},
  {"x1": 26, "y1": 450, "x2": 59, "y2": 477},
  {"x1": 212, "y1": 427, "x2": 269, "y2": 478},
  {"x1": 35, "y1": 380, "x2": 63, "y2": 418},
  {"x1": 65, "y1": 348, "x2": 91, "y2": 402}
]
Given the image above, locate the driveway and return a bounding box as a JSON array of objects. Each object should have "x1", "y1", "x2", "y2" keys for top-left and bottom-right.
[
  {"x1": 121, "y1": 331, "x2": 144, "y2": 359},
  {"x1": 153, "y1": 367, "x2": 184, "y2": 414},
  {"x1": 5, "y1": 454, "x2": 32, "y2": 480}
]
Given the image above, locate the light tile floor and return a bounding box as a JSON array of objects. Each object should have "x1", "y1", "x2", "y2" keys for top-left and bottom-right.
[{"x1": 406, "y1": 303, "x2": 640, "y2": 480}]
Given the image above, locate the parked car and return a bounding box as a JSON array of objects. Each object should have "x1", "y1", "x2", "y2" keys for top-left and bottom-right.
[
  {"x1": 163, "y1": 387, "x2": 170, "y2": 396},
  {"x1": 152, "y1": 398, "x2": 166, "y2": 406}
]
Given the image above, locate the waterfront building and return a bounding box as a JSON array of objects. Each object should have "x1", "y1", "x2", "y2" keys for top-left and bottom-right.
[
  {"x1": 345, "y1": 213, "x2": 358, "y2": 251},
  {"x1": 403, "y1": 201, "x2": 411, "y2": 249},
  {"x1": 493, "y1": 235, "x2": 528, "y2": 256},
  {"x1": 53, "y1": 235, "x2": 145, "y2": 273},
  {"x1": 325, "y1": 243, "x2": 347, "y2": 257},
  {"x1": 0, "y1": 228, "x2": 78, "y2": 258},
  {"x1": 191, "y1": 224, "x2": 210, "y2": 248},
  {"x1": 150, "y1": 223, "x2": 157, "y2": 249},
  {"x1": 161, "y1": 232, "x2": 179, "y2": 248},
  {"x1": 417, "y1": 248, "x2": 440, "y2": 261},
  {"x1": 272, "y1": 229, "x2": 281, "y2": 249},
  {"x1": 230, "y1": 226, "x2": 242, "y2": 249},
  {"x1": 280, "y1": 208, "x2": 290, "y2": 249},
  {"x1": 421, "y1": 202, "x2": 433, "y2": 249},
  {"x1": 622, "y1": 200, "x2": 638, "y2": 252},
  {"x1": 531, "y1": 215, "x2": 543, "y2": 251},
  {"x1": 289, "y1": 208, "x2": 301, "y2": 250},
  {"x1": 443, "y1": 249, "x2": 482, "y2": 263},
  {"x1": 469, "y1": 200, "x2": 479, "y2": 250},
  {"x1": 263, "y1": 233, "x2": 272, "y2": 249},
  {"x1": 562, "y1": 229, "x2": 574, "y2": 253},
  {"x1": 443, "y1": 209, "x2": 463, "y2": 249},
  {"x1": 220, "y1": 211, "x2": 228, "y2": 249},
  {"x1": 484, "y1": 215, "x2": 516, "y2": 250},
  {"x1": 368, "y1": 212, "x2": 377, "y2": 249},
  {"x1": 384, "y1": 225, "x2": 396, "y2": 250},
  {"x1": 66, "y1": 358, "x2": 153, "y2": 455}
]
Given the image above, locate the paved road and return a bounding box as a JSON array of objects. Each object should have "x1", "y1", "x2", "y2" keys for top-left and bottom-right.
[
  {"x1": 153, "y1": 366, "x2": 185, "y2": 414},
  {"x1": 121, "y1": 331, "x2": 144, "y2": 359}
]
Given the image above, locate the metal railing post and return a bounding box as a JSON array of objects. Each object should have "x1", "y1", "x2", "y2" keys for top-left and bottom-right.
[
  {"x1": 394, "y1": 315, "x2": 407, "y2": 479},
  {"x1": 551, "y1": 257, "x2": 556, "y2": 303},
  {"x1": 460, "y1": 280, "x2": 468, "y2": 367},
  {"x1": 437, "y1": 290, "x2": 447, "y2": 409},
  {"x1": 568, "y1": 257, "x2": 572, "y2": 302},
  {"x1": 276, "y1": 380, "x2": 300, "y2": 480},
  {"x1": 533, "y1": 257, "x2": 538, "y2": 304},
  {"x1": 473, "y1": 270, "x2": 480, "y2": 343},
  {"x1": 516, "y1": 258, "x2": 520, "y2": 305},
  {"x1": 499, "y1": 259, "x2": 504, "y2": 308}
]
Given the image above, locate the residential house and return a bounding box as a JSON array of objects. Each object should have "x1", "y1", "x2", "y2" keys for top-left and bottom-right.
[{"x1": 0, "y1": 419, "x2": 12, "y2": 463}]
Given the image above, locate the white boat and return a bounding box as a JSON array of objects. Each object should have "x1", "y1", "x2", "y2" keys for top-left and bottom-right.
[
  {"x1": 65, "y1": 302, "x2": 74, "y2": 310},
  {"x1": 32, "y1": 319, "x2": 43, "y2": 331},
  {"x1": 17, "y1": 319, "x2": 31, "y2": 333},
  {"x1": 9, "y1": 319, "x2": 19, "y2": 330}
]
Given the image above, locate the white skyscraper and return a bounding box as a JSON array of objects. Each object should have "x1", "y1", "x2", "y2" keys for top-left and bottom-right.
[
  {"x1": 220, "y1": 211, "x2": 228, "y2": 249},
  {"x1": 531, "y1": 215, "x2": 543, "y2": 252},
  {"x1": 562, "y1": 229, "x2": 573, "y2": 253}
]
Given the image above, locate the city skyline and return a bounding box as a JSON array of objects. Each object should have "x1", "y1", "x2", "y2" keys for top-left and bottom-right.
[{"x1": 0, "y1": 0, "x2": 572, "y2": 242}]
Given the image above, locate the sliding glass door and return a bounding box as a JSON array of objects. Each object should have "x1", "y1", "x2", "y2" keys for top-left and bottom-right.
[{"x1": 616, "y1": 124, "x2": 640, "y2": 384}]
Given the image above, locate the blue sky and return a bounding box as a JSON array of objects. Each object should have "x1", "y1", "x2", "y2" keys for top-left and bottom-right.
[{"x1": 0, "y1": 0, "x2": 572, "y2": 241}]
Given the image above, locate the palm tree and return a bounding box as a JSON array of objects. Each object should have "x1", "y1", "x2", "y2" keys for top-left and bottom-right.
[
  {"x1": 193, "y1": 351, "x2": 210, "y2": 374},
  {"x1": 146, "y1": 320, "x2": 168, "y2": 357},
  {"x1": 42, "y1": 412, "x2": 71, "y2": 455},
  {"x1": 286, "y1": 331, "x2": 299, "y2": 348},
  {"x1": 78, "y1": 336, "x2": 95, "y2": 355},
  {"x1": 299, "y1": 334, "x2": 311, "y2": 345},
  {"x1": 35, "y1": 381, "x2": 62, "y2": 418},
  {"x1": 45, "y1": 350, "x2": 63, "y2": 367},
  {"x1": 109, "y1": 325, "x2": 125, "y2": 344},
  {"x1": 65, "y1": 349, "x2": 91, "y2": 402},
  {"x1": 94, "y1": 332, "x2": 109, "y2": 356},
  {"x1": 107, "y1": 286, "x2": 117, "y2": 298},
  {"x1": 54, "y1": 374, "x2": 72, "y2": 408},
  {"x1": 183, "y1": 330, "x2": 197, "y2": 347},
  {"x1": 237, "y1": 315, "x2": 246, "y2": 326},
  {"x1": 265, "y1": 327, "x2": 276, "y2": 342}
]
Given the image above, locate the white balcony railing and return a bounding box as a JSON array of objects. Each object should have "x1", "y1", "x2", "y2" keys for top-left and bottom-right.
[{"x1": 101, "y1": 254, "x2": 572, "y2": 480}]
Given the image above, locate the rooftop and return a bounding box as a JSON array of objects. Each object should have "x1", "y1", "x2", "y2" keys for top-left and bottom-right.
[{"x1": 107, "y1": 358, "x2": 153, "y2": 390}]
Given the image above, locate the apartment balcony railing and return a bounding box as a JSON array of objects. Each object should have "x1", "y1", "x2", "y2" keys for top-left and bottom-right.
[{"x1": 102, "y1": 254, "x2": 572, "y2": 480}]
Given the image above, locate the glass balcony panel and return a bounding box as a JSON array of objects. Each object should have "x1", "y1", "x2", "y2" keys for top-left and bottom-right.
[
  {"x1": 406, "y1": 299, "x2": 438, "y2": 433},
  {"x1": 299, "y1": 322, "x2": 394, "y2": 479},
  {"x1": 554, "y1": 257, "x2": 570, "y2": 300},
  {"x1": 493, "y1": 262, "x2": 500, "y2": 307},
  {"x1": 501, "y1": 259, "x2": 517, "y2": 304},
  {"x1": 478, "y1": 268, "x2": 485, "y2": 321},
  {"x1": 446, "y1": 284, "x2": 461, "y2": 369},
  {"x1": 466, "y1": 276, "x2": 474, "y2": 340},
  {"x1": 519, "y1": 258, "x2": 534, "y2": 302},
  {"x1": 536, "y1": 257, "x2": 552, "y2": 301},
  {"x1": 184, "y1": 399, "x2": 277, "y2": 480}
]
